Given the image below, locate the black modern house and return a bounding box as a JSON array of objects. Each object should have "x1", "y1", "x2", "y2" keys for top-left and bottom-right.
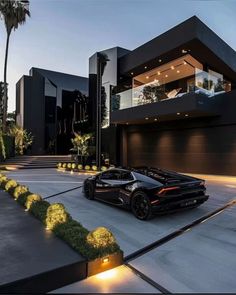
[
  {"x1": 89, "y1": 16, "x2": 236, "y2": 175},
  {"x1": 16, "y1": 16, "x2": 236, "y2": 175},
  {"x1": 16, "y1": 68, "x2": 88, "y2": 154}
]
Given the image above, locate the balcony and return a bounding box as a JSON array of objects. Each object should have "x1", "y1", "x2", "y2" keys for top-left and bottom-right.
[{"x1": 111, "y1": 67, "x2": 231, "y2": 124}]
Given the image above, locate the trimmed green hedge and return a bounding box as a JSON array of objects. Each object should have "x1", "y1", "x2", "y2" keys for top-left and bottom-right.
[{"x1": 0, "y1": 174, "x2": 122, "y2": 261}]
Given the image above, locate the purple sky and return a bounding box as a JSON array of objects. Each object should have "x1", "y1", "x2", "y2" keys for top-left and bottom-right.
[{"x1": 0, "y1": 0, "x2": 236, "y2": 112}]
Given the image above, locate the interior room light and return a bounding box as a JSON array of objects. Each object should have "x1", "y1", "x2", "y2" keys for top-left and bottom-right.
[
  {"x1": 182, "y1": 49, "x2": 188, "y2": 53},
  {"x1": 154, "y1": 118, "x2": 158, "y2": 121},
  {"x1": 144, "y1": 66, "x2": 147, "y2": 69},
  {"x1": 177, "y1": 112, "x2": 180, "y2": 115},
  {"x1": 157, "y1": 71, "x2": 161, "y2": 75},
  {"x1": 171, "y1": 66, "x2": 175, "y2": 70},
  {"x1": 158, "y1": 59, "x2": 162, "y2": 62},
  {"x1": 183, "y1": 61, "x2": 187, "y2": 65},
  {"x1": 146, "y1": 76, "x2": 149, "y2": 79},
  {"x1": 185, "y1": 114, "x2": 189, "y2": 117},
  {"x1": 177, "y1": 70, "x2": 180, "y2": 73},
  {"x1": 165, "y1": 74, "x2": 168, "y2": 78},
  {"x1": 145, "y1": 117, "x2": 149, "y2": 120}
]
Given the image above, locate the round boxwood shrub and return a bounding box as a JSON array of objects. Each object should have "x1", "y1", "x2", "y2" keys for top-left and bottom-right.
[
  {"x1": 25, "y1": 194, "x2": 42, "y2": 210},
  {"x1": 13, "y1": 185, "x2": 29, "y2": 200},
  {"x1": 85, "y1": 165, "x2": 91, "y2": 171},
  {"x1": 101, "y1": 166, "x2": 107, "y2": 171},
  {"x1": 86, "y1": 227, "x2": 117, "y2": 248},
  {"x1": 17, "y1": 191, "x2": 32, "y2": 207},
  {"x1": 4, "y1": 179, "x2": 18, "y2": 191},
  {"x1": 92, "y1": 165, "x2": 98, "y2": 171},
  {"x1": 0, "y1": 174, "x2": 8, "y2": 187},
  {"x1": 57, "y1": 163, "x2": 62, "y2": 168},
  {"x1": 71, "y1": 163, "x2": 76, "y2": 169},
  {"x1": 78, "y1": 164, "x2": 83, "y2": 170},
  {"x1": 67, "y1": 163, "x2": 72, "y2": 169},
  {"x1": 46, "y1": 203, "x2": 71, "y2": 230},
  {"x1": 62, "y1": 163, "x2": 67, "y2": 168}
]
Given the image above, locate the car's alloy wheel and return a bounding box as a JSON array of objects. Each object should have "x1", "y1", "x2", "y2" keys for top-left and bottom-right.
[
  {"x1": 84, "y1": 182, "x2": 94, "y2": 200},
  {"x1": 131, "y1": 191, "x2": 152, "y2": 220}
]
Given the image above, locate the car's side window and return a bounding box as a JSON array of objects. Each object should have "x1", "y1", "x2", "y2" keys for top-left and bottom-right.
[
  {"x1": 120, "y1": 171, "x2": 134, "y2": 181},
  {"x1": 100, "y1": 170, "x2": 120, "y2": 180}
]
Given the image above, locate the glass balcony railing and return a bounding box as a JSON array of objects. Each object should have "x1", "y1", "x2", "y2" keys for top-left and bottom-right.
[{"x1": 111, "y1": 68, "x2": 231, "y2": 111}]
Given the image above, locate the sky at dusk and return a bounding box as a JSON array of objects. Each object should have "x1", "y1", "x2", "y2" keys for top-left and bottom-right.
[{"x1": 0, "y1": 0, "x2": 236, "y2": 112}]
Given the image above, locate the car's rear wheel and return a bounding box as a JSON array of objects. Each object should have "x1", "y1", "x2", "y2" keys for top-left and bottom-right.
[
  {"x1": 84, "y1": 182, "x2": 94, "y2": 200},
  {"x1": 131, "y1": 191, "x2": 152, "y2": 220}
]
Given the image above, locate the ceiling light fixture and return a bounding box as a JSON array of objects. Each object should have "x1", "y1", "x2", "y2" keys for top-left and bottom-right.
[
  {"x1": 154, "y1": 118, "x2": 158, "y2": 121},
  {"x1": 146, "y1": 76, "x2": 149, "y2": 79},
  {"x1": 177, "y1": 112, "x2": 180, "y2": 115},
  {"x1": 177, "y1": 70, "x2": 180, "y2": 73},
  {"x1": 158, "y1": 59, "x2": 162, "y2": 62},
  {"x1": 145, "y1": 117, "x2": 149, "y2": 120},
  {"x1": 171, "y1": 66, "x2": 175, "y2": 70},
  {"x1": 182, "y1": 49, "x2": 188, "y2": 54},
  {"x1": 185, "y1": 114, "x2": 189, "y2": 117},
  {"x1": 144, "y1": 66, "x2": 147, "y2": 69},
  {"x1": 157, "y1": 71, "x2": 161, "y2": 75}
]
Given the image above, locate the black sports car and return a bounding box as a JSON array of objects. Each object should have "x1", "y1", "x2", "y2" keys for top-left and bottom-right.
[{"x1": 83, "y1": 167, "x2": 209, "y2": 220}]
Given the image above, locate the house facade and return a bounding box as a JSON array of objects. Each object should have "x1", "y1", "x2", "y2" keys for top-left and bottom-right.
[{"x1": 89, "y1": 16, "x2": 236, "y2": 175}]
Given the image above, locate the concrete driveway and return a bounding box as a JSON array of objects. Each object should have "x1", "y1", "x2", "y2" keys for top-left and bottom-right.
[{"x1": 6, "y1": 168, "x2": 236, "y2": 293}]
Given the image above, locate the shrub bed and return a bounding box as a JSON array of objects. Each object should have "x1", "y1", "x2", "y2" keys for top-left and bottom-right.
[
  {"x1": 57, "y1": 162, "x2": 109, "y2": 173},
  {"x1": 0, "y1": 173, "x2": 122, "y2": 262}
]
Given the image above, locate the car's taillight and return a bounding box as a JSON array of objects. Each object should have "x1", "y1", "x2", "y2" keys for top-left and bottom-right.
[{"x1": 156, "y1": 186, "x2": 179, "y2": 196}]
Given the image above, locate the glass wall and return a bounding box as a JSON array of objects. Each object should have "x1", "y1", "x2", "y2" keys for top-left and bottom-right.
[{"x1": 111, "y1": 55, "x2": 231, "y2": 111}]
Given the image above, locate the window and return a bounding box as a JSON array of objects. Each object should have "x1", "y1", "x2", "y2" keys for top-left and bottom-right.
[
  {"x1": 120, "y1": 171, "x2": 134, "y2": 181},
  {"x1": 100, "y1": 170, "x2": 120, "y2": 180}
]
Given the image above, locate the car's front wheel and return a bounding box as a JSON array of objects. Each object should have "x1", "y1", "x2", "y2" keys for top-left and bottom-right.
[
  {"x1": 84, "y1": 181, "x2": 95, "y2": 200},
  {"x1": 131, "y1": 191, "x2": 152, "y2": 220}
]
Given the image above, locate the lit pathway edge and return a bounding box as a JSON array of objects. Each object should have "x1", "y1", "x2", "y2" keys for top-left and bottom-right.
[{"x1": 124, "y1": 199, "x2": 236, "y2": 263}]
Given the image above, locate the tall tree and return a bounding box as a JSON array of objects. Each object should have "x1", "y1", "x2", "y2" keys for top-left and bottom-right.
[{"x1": 0, "y1": 0, "x2": 30, "y2": 132}]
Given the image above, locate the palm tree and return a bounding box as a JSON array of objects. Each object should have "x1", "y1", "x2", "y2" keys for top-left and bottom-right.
[{"x1": 0, "y1": 0, "x2": 30, "y2": 132}]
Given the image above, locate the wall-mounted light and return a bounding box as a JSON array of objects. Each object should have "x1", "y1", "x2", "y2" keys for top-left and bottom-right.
[
  {"x1": 182, "y1": 49, "x2": 188, "y2": 54},
  {"x1": 165, "y1": 74, "x2": 168, "y2": 78},
  {"x1": 102, "y1": 257, "x2": 109, "y2": 263}
]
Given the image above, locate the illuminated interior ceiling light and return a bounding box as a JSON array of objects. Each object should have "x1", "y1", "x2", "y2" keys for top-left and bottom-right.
[
  {"x1": 177, "y1": 112, "x2": 180, "y2": 115},
  {"x1": 158, "y1": 59, "x2": 162, "y2": 62},
  {"x1": 183, "y1": 61, "x2": 187, "y2": 65},
  {"x1": 131, "y1": 72, "x2": 133, "y2": 75},
  {"x1": 157, "y1": 71, "x2": 161, "y2": 75},
  {"x1": 165, "y1": 74, "x2": 168, "y2": 78},
  {"x1": 177, "y1": 70, "x2": 180, "y2": 73},
  {"x1": 171, "y1": 66, "x2": 175, "y2": 70},
  {"x1": 144, "y1": 66, "x2": 147, "y2": 69},
  {"x1": 145, "y1": 117, "x2": 149, "y2": 120},
  {"x1": 182, "y1": 49, "x2": 188, "y2": 54},
  {"x1": 185, "y1": 114, "x2": 189, "y2": 117},
  {"x1": 126, "y1": 122, "x2": 129, "y2": 125},
  {"x1": 146, "y1": 76, "x2": 149, "y2": 79},
  {"x1": 154, "y1": 118, "x2": 158, "y2": 121}
]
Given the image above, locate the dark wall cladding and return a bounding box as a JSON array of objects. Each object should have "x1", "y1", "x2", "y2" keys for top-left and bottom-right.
[{"x1": 126, "y1": 124, "x2": 236, "y2": 175}]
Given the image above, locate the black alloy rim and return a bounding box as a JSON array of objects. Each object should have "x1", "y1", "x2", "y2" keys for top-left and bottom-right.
[{"x1": 133, "y1": 194, "x2": 149, "y2": 218}]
